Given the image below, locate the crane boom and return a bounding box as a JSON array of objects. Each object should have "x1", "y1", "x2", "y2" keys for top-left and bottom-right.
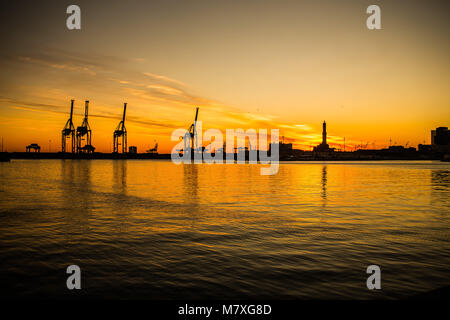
[
  {"x1": 122, "y1": 103, "x2": 127, "y2": 123},
  {"x1": 70, "y1": 99, "x2": 74, "y2": 121},
  {"x1": 192, "y1": 107, "x2": 199, "y2": 150},
  {"x1": 194, "y1": 107, "x2": 199, "y2": 122},
  {"x1": 84, "y1": 100, "x2": 89, "y2": 120}
]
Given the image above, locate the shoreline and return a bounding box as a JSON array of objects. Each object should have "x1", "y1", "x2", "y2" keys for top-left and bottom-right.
[{"x1": 1, "y1": 151, "x2": 447, "y2": 162}]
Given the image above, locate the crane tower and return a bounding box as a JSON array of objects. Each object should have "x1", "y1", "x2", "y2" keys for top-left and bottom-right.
[
  {"x1": 113, "y1": 103, "x2": 127, "y2": 153},
  {"x1": 76, "y1": 100, "x2": 95, "y2": 153},
  {"x1": 184, "y1": 107, "x2": 199, "y2": 155},
  {"x1": 61, "y1": 99, "x2": 75, "y2": 153}
]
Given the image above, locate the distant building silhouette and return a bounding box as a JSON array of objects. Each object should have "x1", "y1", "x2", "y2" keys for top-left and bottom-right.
[
  {"x1": 269, "y1": 141, "x2": 293, "y2": 156},
  {"x1": 385, "y1": 145, "x2": 416, "y2": 153},
  {"x1": 432, "y1": 127, "x2": 450, "y2": 153},
  {"x1": 78, "y1": 145, "x2": 95, "y2": 153},
  {"x1": 419, "y1": 126, "x2": 450, "y2": 154},
  {"x1": 433, "y1": 127, "x2": 449, "y2": 146},
  {"x1": 26, "y1": 143, "x2": 41, "y2": 153},
  {"x1": 129, "y1": 146, "x2": 137, "y2": 154}
]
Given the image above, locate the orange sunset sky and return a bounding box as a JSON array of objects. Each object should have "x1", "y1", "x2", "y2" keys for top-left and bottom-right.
[{"x1": 0, "y1": 0, "x2": 449, "y2": 153}]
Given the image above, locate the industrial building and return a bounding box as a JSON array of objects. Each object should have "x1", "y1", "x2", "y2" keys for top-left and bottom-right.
[
  {"x1": 419, "y1": 127, "x2": 450, "y2": 154},
  {"x1": 128, "y1": 146, "x2": 137, "y2": 154},
  {"x1": 433, "y1": 127, "x2": 449, "y2": 146}
]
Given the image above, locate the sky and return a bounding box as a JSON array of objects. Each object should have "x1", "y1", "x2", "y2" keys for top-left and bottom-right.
[{"x1": 0, "y1": 0, "x2": 449, "y2": 153}]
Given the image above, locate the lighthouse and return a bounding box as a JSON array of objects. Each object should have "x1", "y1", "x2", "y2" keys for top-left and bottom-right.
[{"x1": 313, "y1": 120, "x2": 334, "y2": 152}]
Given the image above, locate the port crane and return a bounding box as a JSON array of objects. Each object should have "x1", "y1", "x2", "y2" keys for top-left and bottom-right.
[
  {"x1": 146, "y1": 140, "x2": 158, "y2": 154},
  {"x1": 183, "y1": 107, "x2": 199, "y2": 154},
  {"x1": 113, "y1": 103, "x2": 127, "y2": 153},
  {"x1": 61, "y1": 99, "x2": 76, "y2": 153},
  {"x1": 76, "y1": 100, "x2": 95, "y2": 153}
]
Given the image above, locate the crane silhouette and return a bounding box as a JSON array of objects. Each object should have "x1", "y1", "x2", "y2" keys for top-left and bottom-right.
[
  {"x1": 61, "y1": 99, "x2": 75, "y2": 153},
  {"x1": 76, "y1": 100, "x2": 95, "y2": 153},
  {"x1": 183, "y1": 107, "x2": 199, "y2": 155},
  {"x1": 113, "y1": 103, "x2": 127, "y2": 153}
]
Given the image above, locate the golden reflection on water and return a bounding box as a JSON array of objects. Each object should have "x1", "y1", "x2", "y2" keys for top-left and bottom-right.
[
  {"x1": 48, "y1": 160, "x2": 448, "y2": 245},
  {"x1": 0, "y1": 160, "x2": 449, "y2": 298},
  {"x1": 53, "y1": 161, "x2": 448, "y2": 230},
  {"x1": 3, "y1": 160, "x2": 449, "y2": 237}
]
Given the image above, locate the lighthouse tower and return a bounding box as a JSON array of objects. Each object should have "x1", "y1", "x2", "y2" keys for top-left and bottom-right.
[{"x1": 313, "y1": 120, "x2": 334, "y2": 152}]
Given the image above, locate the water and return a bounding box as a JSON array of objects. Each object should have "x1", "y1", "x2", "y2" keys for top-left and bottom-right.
[{"x1": 0, "y1": 160, "x2": 448, "y2": 299}]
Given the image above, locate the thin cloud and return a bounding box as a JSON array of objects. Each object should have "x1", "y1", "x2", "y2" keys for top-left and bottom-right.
[
  {"x1": 143, "y1": 72, "x2": 188, "y2": 88},
  {"x1": 17, "y1": 56, "x2": 97, "y2": 76},
  {"x1": 2, "y1": 48, "x2": 349, "y2": 150},
  {"x1": 2, "y1": 98, "x2": 178, "y2": 129}
]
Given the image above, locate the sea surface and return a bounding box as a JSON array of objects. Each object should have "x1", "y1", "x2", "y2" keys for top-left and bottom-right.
[{"x1": 0, "y1": 160, "x2": 448, "y2": 299}]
